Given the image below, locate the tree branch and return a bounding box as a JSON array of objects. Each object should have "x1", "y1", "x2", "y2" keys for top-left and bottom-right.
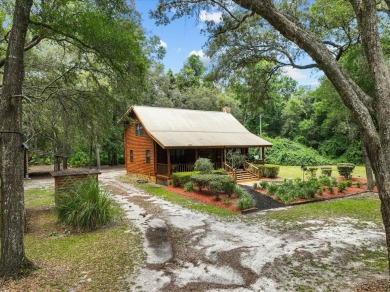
[{"x1": 0, "y1": 35, "x2": 43, "y2": 68}]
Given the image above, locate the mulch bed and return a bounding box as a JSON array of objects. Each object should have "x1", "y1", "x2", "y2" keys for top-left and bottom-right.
[
  {"x1": 252, "y1": 181, "x2": 378, "y2": 206},
  {"x1": 165, "y1": 185, "x2": 241, "y2": 213},
  {"x1": 165, "y1": 178, "x2": 379, "y2": 214}
]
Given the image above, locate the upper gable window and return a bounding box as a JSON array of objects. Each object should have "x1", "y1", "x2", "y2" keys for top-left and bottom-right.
[{"x1": 135, "y1": 124, "x2": 143, "y2": 136}]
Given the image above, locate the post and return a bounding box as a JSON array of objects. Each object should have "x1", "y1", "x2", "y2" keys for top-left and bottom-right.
[
  {"x1": 167, "y1": 149, "x2": 171, "y2": 177},
  {"x1": 259, "y1": 114, "x2": 262, "y2": 136},
  {"x1": 62, "y1": 155, "x2": 68, "y2": 170}
]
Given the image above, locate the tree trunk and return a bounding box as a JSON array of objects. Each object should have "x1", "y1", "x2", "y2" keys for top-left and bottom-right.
[
  {"x1": 0, "y1": 0, "x2": 34, "y2": 278},
  {"x1": 362, "y1": 145, "x2": 374, "y2": 191}
]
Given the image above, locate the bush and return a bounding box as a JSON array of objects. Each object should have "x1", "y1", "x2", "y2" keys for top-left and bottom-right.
[
  {"x1": 208, "y1": 180, "x2": 224, "y2": 200},
  {"x1": 172, "y1": 171, "x2": 198, "y2": 187},
  {"x1": 337, "y1": 163, "x2": 355, "y2": 180},
  {"x1": 338, "y1": 181, "x2": 347, "y2": 192},
  {"x1": 184, "y1": 181, "x2": 194, "y2": 192},
  {"x1": 356, "y1": 181, "x2": 362, "y2": 188},
  {"x1": 264, "y1": 137, "x2": 331, "y2": 166},
  {"x1": 321, "y1": 167, "x2": 332, "y2": 177},
  {"x1": 260, "y1": 180, "x2": 269, "y2": 190},
  {"x1": 257, "y1": 164, "x2": 280, "y2": 178},
  {"x1": 237, "y1": 194, "x2": 254, "y2": 210},
  {"x1": 190, "y1": 174, "x2": 235, "y2": 194},
  {"x1": 212, "y1": 168, "x2": 226, "y2": 175},
  {"x1": 253, "y1": 182, "x2": 258, "y2": 189},
  {"x1": 346, "y1": 180, "x2": 352, "y2": 187},
  {"x1": 307, "y1": 167, "x2": 318, "y2": 178},
  {"x1": 68, "y1": 150, "x2": 89, "y2": 167},
  {"x1": 194, "y1": 158, "x2": 213, "y2": 174},
  {"x1": 267, "y1": 183, "x2": 278, "y2": 196},
  {"x1": 55, "y1": 179, "x2": 117, "y2": 230},
  {"x1": 234, "y1": 185, "x2": 246, "y2": 198}
]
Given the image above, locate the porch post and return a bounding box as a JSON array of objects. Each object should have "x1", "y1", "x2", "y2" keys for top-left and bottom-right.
[
  {"x1": 153, "y1": 142, "x2": 157, "y2": 176},
  {"x1": 167, "y1": 149, "x2": 171, "y2": 177},
  {"x1": 195, "y1": 149, "x2": 199, "y2": 160},
  {"x1": 262, "y1": 147, "x2": 266, "y2": 164}
]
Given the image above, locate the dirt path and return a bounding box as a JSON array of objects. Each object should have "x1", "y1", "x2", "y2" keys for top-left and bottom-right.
[{"x1": 25, "y1": 167, "x2": 388, "y2": 291}]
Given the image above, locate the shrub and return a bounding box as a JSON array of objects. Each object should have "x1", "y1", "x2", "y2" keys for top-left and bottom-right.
[
  {"x1": 208, "y1": 180, "x2": 224, "y2": 200},
  {"x1": 321, "y1": 167, "x2": 332, "y2": 177},
  {"x1": 194, "y1": 158, "x2": 213, "y2": 174},
  {"x1": 346, "y1": 180, "x2": 352, "y2": 187},
  {"x1": 237, "y1": 194, "x2": 254, "y2": 210},
  {"x1": 319, "y1": 175, "x2": 331, "y2": 187},
  {"x1": 331, "y1": 177, "x2": 338, "y2": 187},
  {"x1": 267, "y1": 183, "x2": 278, "y2": 196},
  {"x1": 191, "y1": 174, "x2": 212, "y2": 191},
  {"x1": 172, "y1": 171, "x2": 198, "y2": 187},
  {"x1": 258, "y1": 164, "x2": 280, "y2": 178},
  {"x1": 328, "y1": 185, "x2": 335, "y2": 194},
  {"x1": 260, "y1": 180, "x2": 269, "y2": 190},
  {"x1": 337, "y1": 163, "x2": 355, "y2": 180},
  {"x1": 234, "y1": 185, "x2": 246, "y2": 198},
  {"x1": 356, "y1": 181, "x2": 362, "y2": 188},
  {"x1": 212, "y1": 168, "x2": 226, "y2": 175},
  {"x1": 190, "y1": 174, "x2": 234, "y2": 194},
  {"x1": 184, "y1": 181, "x2": 194, "y2": 192},
  {"x1": 222, "y1": 178, "x2": 236, "y2": 197},
  {"x1": 224, "y1": 197, "x2": 231, "y2": 205},
  {"x1": 307, "y1": 167, "x2": 318, "y2": 178},
  {"x1": 338, "y1": 181, "x2": 347, "y2": 192},
  {"x1": 55, "y1": 179, "x2": 117, "y2": 230},
  {"x1": 253, "y1": 182, "x2": 258, "y2": 189},
  {"x1": 264, "y1": 137, "x2": 331, "y2": 166}
]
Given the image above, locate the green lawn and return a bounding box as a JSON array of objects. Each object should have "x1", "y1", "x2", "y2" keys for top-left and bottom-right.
[
  {"x1": 278, "y1": 165, "x2": 367, "y2": 179},
  {"x1": 4, "y1": 188, "x2": 143, "y2": 291}
]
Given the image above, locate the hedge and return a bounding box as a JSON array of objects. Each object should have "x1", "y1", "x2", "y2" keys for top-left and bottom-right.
[
  {"x1": 190, "y1": 174, "x2": 235, "y2": 195},
  {"x1": 337, "y1": 163, "x2": 355, "y2": 180},
  {"x1": 172, "y1": 171, "x2": 199, "y2": 187},
  {"x1": 256, "y1": 164, "x2": 280, "y2": 178}
]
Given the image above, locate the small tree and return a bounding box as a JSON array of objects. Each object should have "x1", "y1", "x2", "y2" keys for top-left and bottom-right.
[
  {"x1": 226, "y1": 150, "x2": 246, "y2": 169},
  {"x1": 194, "y1": 158, "x2": 213, "y2": 174}
]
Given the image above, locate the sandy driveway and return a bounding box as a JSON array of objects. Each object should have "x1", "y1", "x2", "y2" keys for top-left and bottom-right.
[{"x1": 25, "y1": 167, "x2": 387, "y2": 291}]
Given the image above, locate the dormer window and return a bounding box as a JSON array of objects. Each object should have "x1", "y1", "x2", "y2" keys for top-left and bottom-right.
[{"x1": 136, "y1": 124, "x2": 143, "y2": 136}]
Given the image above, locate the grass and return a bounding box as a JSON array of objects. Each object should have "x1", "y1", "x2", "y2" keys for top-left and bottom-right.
[
  {"x1": 25, "y1": 188, "x2": 55, "y2": 208},
  {"x1": 259, "y1": 195, "x2": 382, "y2": 225},
  {"x1": 118, "y1": 176, "x2": 237, "y2": 217},
  {"x1": 278, "y1": 165, "x2": 367, "y2": 179},
  {"x1": 3, "y1": 188, "x2": 143, "y2": 291}
]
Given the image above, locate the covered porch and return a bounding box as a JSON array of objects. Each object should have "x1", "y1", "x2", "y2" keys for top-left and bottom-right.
[{"x1": 155, "y1": 144, "x2": 266, "y2": 182}]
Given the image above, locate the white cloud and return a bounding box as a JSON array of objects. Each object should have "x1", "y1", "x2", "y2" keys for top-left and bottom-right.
[
  {"x1": 189, "y1": 50, "x2": 211, "y2": 66},
  {"x1": 160, "y1": 40, "x2": 167, "y2": 48},
  {"x1": 199, "y1": 10, "x2": 222, "y2": 24},
  {"x1": 283, "y1": 67, "x2": 306, "y2": 80},
  {"x1": 174, "y1": 47, "x2": 182, "y2": 52}
]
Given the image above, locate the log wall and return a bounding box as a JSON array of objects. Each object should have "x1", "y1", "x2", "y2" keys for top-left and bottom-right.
[{"x1": 124, "y1": 121, "x2": 156, "y2": 182}]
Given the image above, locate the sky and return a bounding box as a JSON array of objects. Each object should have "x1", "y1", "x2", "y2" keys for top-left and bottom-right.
[{"x1": 135, "y1": 0, "x2": 322, "y2": 88}]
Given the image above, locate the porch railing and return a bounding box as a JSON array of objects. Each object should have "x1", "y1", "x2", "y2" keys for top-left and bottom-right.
[
  {"x1": 156, "y1": 162, "x2": 224, "y2": 176},
  {"x1": 244, "y1": 161, "x2": 260, "y2": 179},
  {"x1": 171, "y1": 163, "x2": 194, "y2": 173},
  {"x1": 222, "y1": 162, "x2": 237, "y2": 182}
]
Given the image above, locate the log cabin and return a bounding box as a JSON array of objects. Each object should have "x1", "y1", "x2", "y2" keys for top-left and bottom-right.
[{"x1": 124, "y1": 106, "x2": 272, "y2": 184}]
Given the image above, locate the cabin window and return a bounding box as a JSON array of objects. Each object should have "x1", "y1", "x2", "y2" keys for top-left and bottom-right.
[
  {"x1": 135, "y1": 124, "x2": 143, "y2": 136},
  {"x1": 146, "y1": 150, "x2": 151, "y2": 164},
  {"x1": 130, "y1": 150, "x2": 134, "y2": 162}
]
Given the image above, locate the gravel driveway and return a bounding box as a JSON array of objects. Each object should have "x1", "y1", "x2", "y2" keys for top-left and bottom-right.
[{"x1": 25, "y1": 167, "x2": 388, "y2": 291}]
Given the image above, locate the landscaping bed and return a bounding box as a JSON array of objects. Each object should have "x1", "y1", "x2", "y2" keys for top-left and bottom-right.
[
  {"x1": 165, "y1": 185, "x2": 241, "y2": 213},
  {"x1": 253, "y1": 177, "x2": 378, "y2": 206}
]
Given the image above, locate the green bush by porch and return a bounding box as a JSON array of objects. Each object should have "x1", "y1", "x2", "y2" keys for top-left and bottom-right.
[{"x1": 255, "y1": 164, "x2": 280, "y2": 178}]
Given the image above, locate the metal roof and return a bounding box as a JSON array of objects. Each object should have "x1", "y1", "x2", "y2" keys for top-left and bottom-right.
[{"x1": 127, "y1": 106, "x2": 272, "y2": 148}]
